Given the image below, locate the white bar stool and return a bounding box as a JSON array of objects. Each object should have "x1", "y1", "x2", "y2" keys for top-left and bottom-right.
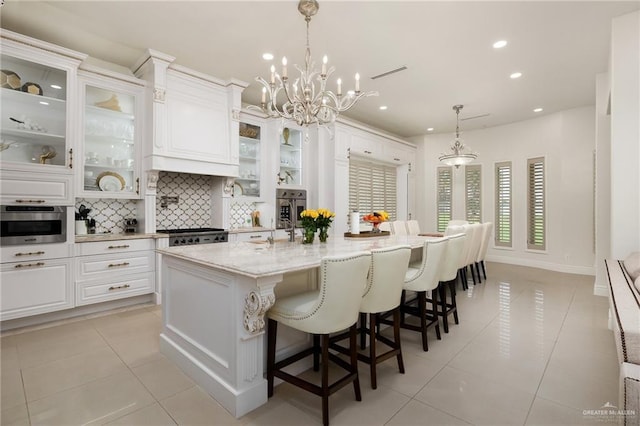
[{"x1": 266, "y1": 251, "x2": 371, "y2": 426}]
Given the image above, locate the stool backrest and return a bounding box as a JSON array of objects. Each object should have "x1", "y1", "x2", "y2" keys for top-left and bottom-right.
[
  {"x1": 444, "y1": 224, "x2": 464, "y2": 236},
  {"x1": 407, "y1": 220, "x2": 421, "y2": 235},
  {"x1": 466, "y1": 223, "x2": 484, "y2": 266},
  {"x1": 476, "y1": 222, "x2": 493, "y2": 262},
  {"x1": 360, "y1": 245, "x2": 411, "y2": 313},
  {"x1": 440, "y1": 233, "x2": 466, "y2": 282},
  {"x1": 314, "y1": 252, "x2": 372, "y2": 332},
  {"x1": 404, "y1": 238, "x2": 448, "y2": 292},
  {"x1": 392, "y1": 220, "x2": 408, "y2": 236},
  {"x1": 379, "y1": 222, "x2": 392, "y2": 233}
]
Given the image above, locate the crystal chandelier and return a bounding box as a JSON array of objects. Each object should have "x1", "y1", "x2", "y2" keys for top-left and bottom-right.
[
  {"x1": 439, "y1": 104, "x2": 478, "y2": 168},
  {"x1": 255, "y1": 0, "x2": 377, "y2": 127}
]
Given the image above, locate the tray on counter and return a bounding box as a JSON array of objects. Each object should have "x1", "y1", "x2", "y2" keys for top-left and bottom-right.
[{"x1": 344, "y1": 231, "x2": 391, "y2": 238}]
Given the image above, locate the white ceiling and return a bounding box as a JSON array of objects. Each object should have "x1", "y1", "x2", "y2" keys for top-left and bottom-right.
[{"x1": 1, "y1": 1, "x2": 638, "y2": 138}]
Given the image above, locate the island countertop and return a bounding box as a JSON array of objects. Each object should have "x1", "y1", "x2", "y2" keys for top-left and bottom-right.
[{"x1": 157, "y1": 235, "x2": 436, "y2": 279}]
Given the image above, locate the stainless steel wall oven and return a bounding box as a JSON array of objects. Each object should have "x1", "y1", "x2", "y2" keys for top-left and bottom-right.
[{"x1": 1, "y1": 205, "x2": 67, "y2": 246}]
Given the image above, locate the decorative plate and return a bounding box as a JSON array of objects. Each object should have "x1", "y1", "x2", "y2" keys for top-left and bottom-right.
[{"x1": 96, "y1": 171, "x2": 125, "y2": 191}]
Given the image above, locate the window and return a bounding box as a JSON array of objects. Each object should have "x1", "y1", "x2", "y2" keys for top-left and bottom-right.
[
  {"x1": 437, "y1": 166, "x2": 453, "y2": 232},
  {"x1": 495, "y1": 162, "x2": 512, "y2": 247},
  {"x1": 465, "y1": 164, "x2": 482, "y2": 223},
  {"x1": 527, "y1": 157, "x2": 545, "y2": 250},
  {"x1": 349, "y1": 158, "x2": 397, "y2": 220}
]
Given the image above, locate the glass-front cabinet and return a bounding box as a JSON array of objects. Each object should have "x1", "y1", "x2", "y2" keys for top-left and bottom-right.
[
  {"x1": 236, "y1": 120, "x2": 262, "y2": 198},
  {"x1": 77, "y1": 71, "x2": 144, "y2": 199},
  {"x1": 0, "y1": 55, "x2": 70, "y2": 169},
  {"x1": 278, "y1": 126, "x2": 303, "y2": 186}
]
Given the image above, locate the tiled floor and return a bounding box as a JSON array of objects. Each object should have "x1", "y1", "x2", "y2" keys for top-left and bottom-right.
[{"x1": 1, "y1": 263, "x2": 623, "y2": 425}]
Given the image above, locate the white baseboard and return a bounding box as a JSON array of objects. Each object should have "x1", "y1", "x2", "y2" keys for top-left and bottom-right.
[{"x1": 486, "y1": 255, "x2": 596, "y2": 276}]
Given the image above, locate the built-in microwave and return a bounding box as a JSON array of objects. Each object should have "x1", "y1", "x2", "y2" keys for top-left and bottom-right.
[{"x1": 0, "y1": 205, "x2": 67, "y2": 246}]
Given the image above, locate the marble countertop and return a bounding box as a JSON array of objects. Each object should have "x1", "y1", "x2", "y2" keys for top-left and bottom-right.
[
  {"x1": 158, "y1": 235, "x2": 437, "y2": 279},
  {"x1": 75, "y1": 233, "x2": 168, "y2": 243}
]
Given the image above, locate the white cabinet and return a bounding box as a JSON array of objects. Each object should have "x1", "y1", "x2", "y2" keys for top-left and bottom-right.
[
  {"x1": 236, "y1": 113, "x2": 266, "y2": 200},
  {"x1": 0, "y1": 250, "x2": 73, "y2": 320},
  {"x1": 277, "y1": 124, "x2": 305, "y2": 187},
  {"x1": 0, "y1": 30, "x2": 86, "y2": 205},
  {"x1": 77, "y1": 69, "x2": 145, "y2": 199},
  {"x1": 75, "y1": 238, "x2": 155, "y2": 306},
  {"x1": 233, "y1": 229, "x2": 273, "y2": 242}
]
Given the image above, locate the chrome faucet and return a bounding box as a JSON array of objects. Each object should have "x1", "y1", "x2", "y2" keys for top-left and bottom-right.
[{"x1": 282, "y1": 218, "x2": 296, "y2": 242}]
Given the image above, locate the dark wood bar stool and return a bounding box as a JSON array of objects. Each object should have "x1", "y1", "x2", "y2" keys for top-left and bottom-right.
[
  {"x1": 331, "y1": 245, "x2": 411, "y2": 389},
  {"x1": 266, "y1": 252, "x2": 371, "y2": 426},
  {"x1": 399, "y1": 238, "x2": 448, "y2": 351}
]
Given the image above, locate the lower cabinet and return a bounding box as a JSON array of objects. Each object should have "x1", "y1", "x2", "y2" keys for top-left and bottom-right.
[
  {"x1": 233, "y1": 230, "x2": 273, "y2": 242},
  {"x1": 75, "y1": 238, "x2": 155, "y2": 306},
  {"x1": 0, "y1": 257, "x2": 73, "y2": 321}
]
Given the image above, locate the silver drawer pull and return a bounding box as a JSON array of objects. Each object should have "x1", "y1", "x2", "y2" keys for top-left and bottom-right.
[
  {"x1": 15, "y1": 199, "x2": 46, "y2": 204},
  {"x1": 108, "y1": 284, "x2": 131, "y2": 291},
  {"x1": 15, "y1": 251, "x2": 45, "y2": 257},
  {"x1": 108, "y1": 262, "x2": 130, "y2": 268},
  {"x1": 107, "y1": 245, "x2": 130, "y2": 249},
  {"x1": 15, "y1": 262, "x2": 45, "y2": 269}
]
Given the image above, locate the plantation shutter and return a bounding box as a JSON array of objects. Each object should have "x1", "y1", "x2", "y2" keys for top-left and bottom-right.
[
  {"x1": 495, "y1": 161, "x2": 512, "y2": 247},
  {"x1": 349, "y1": 158, "x2": 397, "y2": 220},
  {"x1": 465, "y1": 164, "x2": 482, "y2": 223},
  {"x1": 527, "y1": 157, "x2": 545, "y2": 250},
  {"x1": 437, "y1": 166, "x2": 452, "y2": 232}
]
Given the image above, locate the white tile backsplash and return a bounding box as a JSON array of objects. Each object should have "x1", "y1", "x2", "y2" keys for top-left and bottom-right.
[
  {"x1": 156, "y1": 171, "x2": 213, "y2": 230},
  {"x1": 75, "y1": 199, "x2": 138, "y2": 234}
]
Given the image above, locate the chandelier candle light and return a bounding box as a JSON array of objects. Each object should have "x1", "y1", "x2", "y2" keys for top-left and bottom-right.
[
  {"x1": 439, "y1": 104, "x2": 478, "y2": 168},
  {"x1": 256, "y1": 0, "x2": 377, "y2": 127}
]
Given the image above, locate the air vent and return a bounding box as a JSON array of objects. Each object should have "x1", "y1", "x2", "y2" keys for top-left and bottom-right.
[
  {"x1": 461, "y1": 113, "x2": 490, "y2": 121},
  {"x1": 371, "y1": 66, "x2": 408, "y2": 80}
]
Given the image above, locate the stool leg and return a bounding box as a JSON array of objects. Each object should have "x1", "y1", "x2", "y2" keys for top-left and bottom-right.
[
  {"x1": 369, "y1": 313, "x2": 378, "y2": 389},
  {"x1": 267, "y1": 319, "x2": 277, "y2": 398},
  {"x1": 439, "y1": 284, "x2": 449, "y2": 334},
  {"x1": 481, "y1": 260, "x2": 487, "y2": 280},
  {"x1": 400, "y1": 290, "x2": 407, "y2": 326},
  {"x1": 432, "y1": 288, "x2": 441, "y2": 340},
  {"x1": 349, "y1": 324, "x2": 362, "y2": 401},
  {"x1": 393, "y1": 308, "x2": 405, "y2": 374},
  {"x1": 418, "y1": 291, "x2": 428, "y2": 351},
  {"x1": 313, "y1": 334, "x2": 320, "y2": 372},
  {"x1": 475, "y1": 262, "x2": 482, "y2": 284},
  {"x1": 449, "y1": 279, "x2": 459, "y2": 324},
  {"x1": 321, "y1": 334, "x2": 330, "y2": 426},
  {"x1": 359, "y1": 312, "x2": 367, "y2": 350}
]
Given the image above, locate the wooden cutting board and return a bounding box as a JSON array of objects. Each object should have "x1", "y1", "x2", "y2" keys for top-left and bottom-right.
[{"x1": 344, "y1": 231, "x2": 391, "y2": 238}]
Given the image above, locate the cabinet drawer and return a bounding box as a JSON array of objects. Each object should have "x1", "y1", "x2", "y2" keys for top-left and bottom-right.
[
  {"x1": 1, "y1": 257, "x2": 73, "y2": 320},
  {"x1": 76, "y1": 272, "x2": 154, "y2": 306},
  {"x1": 235, "y1": 231, "x2": 272, "y2": 242},
  {"x1": 0, "y1": 169, "x2": 73, "y2": 205},
  {"x1": 1, "y1": 243, "x2": 73, "y2": 263},
  {"x1": 76, "y1": 251, "x2": 153, "y2": 279},
  {"x1": 76, "y1": 238, "x2": 154, "y2": 256}
]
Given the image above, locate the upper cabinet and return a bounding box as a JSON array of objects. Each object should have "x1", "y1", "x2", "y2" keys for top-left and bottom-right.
[
  {"x1": 77, "y1": 69, "x2": 145, "y2": 199},
  {"x1": 236, "y1": 116, "x2": 264, "y2": 199},
  {"x1": 278, "y1": 125, "x2": 304, "y2": 187},
  {"x1": 0, "y1": 30, "x2": 86, "y2": 205}
]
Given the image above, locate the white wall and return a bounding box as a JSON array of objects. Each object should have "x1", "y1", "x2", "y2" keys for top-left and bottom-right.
[
  {"x1": 609, "y1": 10, "x2": 640, "y2": 259},
  {"x1": 416, "y1": 106, "x2": 596, "y2": 275}
]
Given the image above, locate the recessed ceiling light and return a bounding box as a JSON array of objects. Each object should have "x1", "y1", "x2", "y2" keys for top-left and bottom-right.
[
  {"x1": 533, "y1": 107, "x2": 543, "y2": 113},
  {"x1": 50, "y1": 84, "x2": 62, "y2": 90},
  {"x1": 493, "y1": 40, "x2": 508, "y2": 49},
  {"x1": 379, "y1": 105, "x2": 388, "y2": 110},
  {"x1": 262, "y1": 53, "x2": 274, "y2": 61},
  {"x1": 510, "y1": 72, "x2": 522, "y2": 79},
  {"x1": 39, "y1": 101, "x2": 49, "y2": 106},
  {"x1": 427, "y1": 127, "x2": 434, "y2": 132}
]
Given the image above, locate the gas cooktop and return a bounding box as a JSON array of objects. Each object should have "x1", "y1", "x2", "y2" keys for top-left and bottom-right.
[{"x1": 157, "y1": 228, "x2": 228, "y2": 246}]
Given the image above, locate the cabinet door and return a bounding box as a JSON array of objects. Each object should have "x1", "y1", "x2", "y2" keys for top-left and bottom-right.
[
  {"x1": 236, "y1": 120, "x2": 262, "y2": 199},
  {"x1": 0, "y1": 168, "x2": 73, "y2": 205},
  {"x1": 0, "y1": 257, "x2": 73, "y2": 320},
  {"x1": 278, "y1": 126, "x2": 304, "y2": 187},
  {"x1": 78, "y1": 72, "x2": 144, "y2": 199},
  {"x1": 0, "y1": 54, "x2": 73, "y2": 172}
]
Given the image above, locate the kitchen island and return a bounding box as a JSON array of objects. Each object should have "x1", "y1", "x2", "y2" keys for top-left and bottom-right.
[{"x1": 157, "y1": 235, "x2": 435, "y2": 417}]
